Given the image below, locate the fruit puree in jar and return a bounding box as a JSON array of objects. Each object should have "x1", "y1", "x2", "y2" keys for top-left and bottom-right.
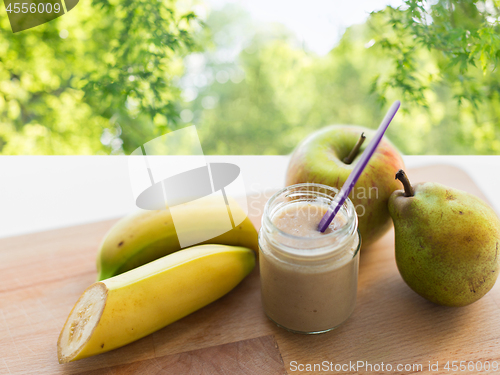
[{"x1": 259, "y1": 201, "x2": 359, "y2": 333}]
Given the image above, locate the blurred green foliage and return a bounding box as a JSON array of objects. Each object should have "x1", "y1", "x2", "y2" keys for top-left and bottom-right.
[
  {"x1": 370, "y1": 0, "x2": 500, "y2": 109},
  {"x1": 0, "y1": 0, "x2": 199, "y2": 154},
  {"x1": 191, "y1": 1, "x2": 500, "y2": 155},
  {"x1": 1, "y1": 0, "x2": 499, "y2": 155}
]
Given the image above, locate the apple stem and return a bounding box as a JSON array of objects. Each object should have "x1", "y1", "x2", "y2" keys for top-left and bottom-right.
[
  {"x1": 395, "y1": 169, "x2": 414, "y2": 197},
  {"x1": 343, "y1": 132, "x2": 366, "y2": 165}
]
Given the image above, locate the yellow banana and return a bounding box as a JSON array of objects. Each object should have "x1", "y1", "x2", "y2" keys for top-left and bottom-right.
[
  {"x1": 58, "y1": 244, "x2": 255, "y2": 363},
  {"x1": 96, "y1": 198, "x2": 258, "y2": 280}
]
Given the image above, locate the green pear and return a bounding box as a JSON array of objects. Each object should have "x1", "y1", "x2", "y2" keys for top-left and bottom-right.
[{"x1": 388, "y1": 170, "x2": 500, "y2": 307}]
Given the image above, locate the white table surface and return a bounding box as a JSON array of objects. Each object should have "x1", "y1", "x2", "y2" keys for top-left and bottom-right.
[{"x1": 0, "y1": 156, "x2": 499, "y2": 239}]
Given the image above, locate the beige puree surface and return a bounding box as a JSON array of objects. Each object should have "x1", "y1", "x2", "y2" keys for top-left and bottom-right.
[{"x1": 260, "y1": 202, "x2": 359, "y2": 333}]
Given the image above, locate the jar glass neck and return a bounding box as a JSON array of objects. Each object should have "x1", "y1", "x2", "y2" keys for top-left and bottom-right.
[{"x1": 260, "y1": 183, "x2": 358, "y2": 260}]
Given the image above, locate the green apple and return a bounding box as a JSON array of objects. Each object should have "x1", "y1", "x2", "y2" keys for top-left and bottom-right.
[{"x1": 285, "y1": 125, "x2": 405, "y2": 247}]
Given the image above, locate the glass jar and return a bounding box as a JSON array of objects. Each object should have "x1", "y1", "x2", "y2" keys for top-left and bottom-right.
[{"x1": 259, "y1": 183, "x2": 361, "y2": 334}]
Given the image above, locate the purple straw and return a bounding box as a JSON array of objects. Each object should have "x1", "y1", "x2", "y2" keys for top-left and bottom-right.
[{"x1": 317, "y1": 100, "x2": 401, "y2": 232}]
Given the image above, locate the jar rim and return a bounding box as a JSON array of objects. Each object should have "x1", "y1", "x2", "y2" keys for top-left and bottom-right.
[{"x1": 261, "y1": 183, "x2": 358, "y2": 258}]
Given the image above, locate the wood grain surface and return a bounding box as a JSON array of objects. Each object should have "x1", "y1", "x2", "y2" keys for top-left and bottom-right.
[
  {"x1": 80, "y1": 335, "x2": 286, "y2": 375},
  {"x1": 1, "y1": 165, "x2": 499, "y2": 375}
]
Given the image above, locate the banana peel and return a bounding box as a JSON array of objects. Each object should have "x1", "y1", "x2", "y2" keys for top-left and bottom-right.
[
  {"x1": 96, "y1": 198, "x2": 258, "y2": 280},
  {"x1": 58, "y1": 244, "x2": 255, "y2": 363}
]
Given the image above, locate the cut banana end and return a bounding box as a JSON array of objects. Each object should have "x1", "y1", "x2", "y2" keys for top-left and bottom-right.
[
  {"x1": 58, "y1": 244, "x2": 255, "y2": 363},
  {"x1": 58, "y1": 283, "x2": 107, "y2": 363}
]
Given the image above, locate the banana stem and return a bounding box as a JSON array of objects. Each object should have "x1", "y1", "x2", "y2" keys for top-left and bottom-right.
[
  {"x1": 395, "y1": 169, "x2": 414, "y2": 197},
  {"x1": 343, "y1": 132, "x2": 366, "y2": 164}
]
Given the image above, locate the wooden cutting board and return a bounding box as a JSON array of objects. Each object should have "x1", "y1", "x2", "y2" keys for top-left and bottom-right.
[{"x1": 1, "y1": 165, "x2": 499, "y2": 375}]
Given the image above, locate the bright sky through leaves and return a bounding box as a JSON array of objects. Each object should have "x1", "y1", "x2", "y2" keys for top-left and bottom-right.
[{"x1": 206, "y1": 0, "x2": 404, "y2": 55}]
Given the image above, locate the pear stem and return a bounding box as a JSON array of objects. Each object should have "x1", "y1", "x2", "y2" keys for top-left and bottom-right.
[
  {"x1": 395, "y1": 169, "x2": 414, "y2": 197},
  {"x1": 343, "y1": 132, "x2": 366, "y2": 164}
]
